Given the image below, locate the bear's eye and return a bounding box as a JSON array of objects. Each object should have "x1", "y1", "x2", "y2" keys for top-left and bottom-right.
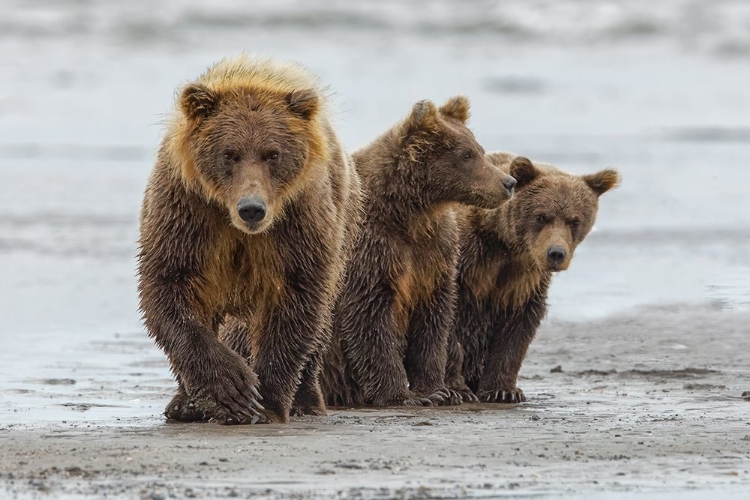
[
  {"x1": 264, "y1": 151, "x2": 280, "y2": 162},
  {"x1": 536, "y1": 214, "x2": 549, "y2": 224},
  {"x1": 222, "y1": 151, "x2": 241, "y2": 163},
  {"x1": 570, "y1": 218, "x2": 581, "y2": 229},
  {"x1": 462, "y1": 151, "x2": 472, "y2": 161}
]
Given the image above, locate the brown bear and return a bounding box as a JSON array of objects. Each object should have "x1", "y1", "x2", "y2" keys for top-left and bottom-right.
[
  {"x1": 321, "y1": 98, "x2": 517, "y2": 407},
  {"x1": 446, "y1": 152, "x2": 619, "y2": 403},
  {"x1": 137, "y1": 55, "x2": 362, "y2": 424}
]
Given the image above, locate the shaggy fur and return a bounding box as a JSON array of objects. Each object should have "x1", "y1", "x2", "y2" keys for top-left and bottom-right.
[
  {"x1": 321, "y1": 98, "x2": 516, "y2": 407},
  {"x1": 138, "y1": 55, "x2": 362, "y2": 424},
  {"x1": 447, "y1": 152, "x2": 619, "y2": 403}
]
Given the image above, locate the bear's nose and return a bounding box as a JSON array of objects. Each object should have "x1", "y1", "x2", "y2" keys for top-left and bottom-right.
[
  {"x1": 237, "y1": 196, "x2": 267, "y2": 224},
  {"x1": 547, "y1": 245, "x2": 566, "y2": 267},
  {"x1": 502, "y1": 176, "x2": 517, "y2": 193}
]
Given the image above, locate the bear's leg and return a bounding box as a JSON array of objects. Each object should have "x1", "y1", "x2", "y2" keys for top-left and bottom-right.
[
  {"x1": 142, "y1": 303, "x2": 266, "y2": 426},
  {"x1": 338, "y1": 267, "x2": 430, "y2": 407},
  {"x1": 250, "y1": 258, "x2": 335, "y2": 423},
  {"x1": 445, "y1": 332, "x2": 478, "y2": 403},
  {"x1": 318, "y1": 334, "x2": 364, "y2": 408},
  {"x1": 291, "y1": 346, "x2": 327, "y2": 417},
  {"x1": 452, "y1": 287, "x2": 495, "y2": 400},
  {"x1": 164, "y1": 379, "x2": 208, "y2": 422},
  {"x1": 477, "y1": 295, "x2": 547, "y2": 404},
  {"x1": 218, "y1": 315, "x2": 254, "y2": 361},
  {"x1": 139, "y1": 202, "x2": 266, "y2": 425},
  {"x1": 215, "y1": 313, "x2": 329, "y2": 420},
  {"x1": 405, "y1": 273, "x2": 461, "y2": 406}
]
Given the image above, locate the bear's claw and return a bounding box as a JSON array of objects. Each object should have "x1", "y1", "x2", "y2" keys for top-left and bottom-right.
[
  {"x1": 477, "y1": 387, "x2": 526, "y2": 404},
  {"x1": 444, "y1": 388, "x2": 464, "y2": 406},
  {"x1": 405, "y1": 388, "x2": 462, "y2": 406},
  {"x1": 186, "y1": 352, "x2": 270, "y2": 425},
  {"x1": 460, "y1": 389, "x2": 479, "y2": 403},
  {"x1": 429, "y1": 388, "x2": 463, "y2": 406},
  {"x1": 447, "y1": 385, "x2": 479, "y2": 403}
]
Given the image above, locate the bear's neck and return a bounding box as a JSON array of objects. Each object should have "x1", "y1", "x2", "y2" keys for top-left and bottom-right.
[
  {"x1": 469, "y1": 204, "x2": 535, "y2": 266},
  {"x1": 354, "y1": 131, "x2": 447, "y2": 232},
  {"x1": 471, "y1": 204, "x2": 505, "y2": 243}
]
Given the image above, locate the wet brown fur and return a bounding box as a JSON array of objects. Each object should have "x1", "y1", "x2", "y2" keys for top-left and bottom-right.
[
  {"x1": 138, "y1": 55, "x2": 362, "y2": 424},
  {"x1": 447, "y1": 152, "x2": 619, "y2": 403},
  {"x1": 321, "y1": 98, "x2": 516, "y2": 407}
]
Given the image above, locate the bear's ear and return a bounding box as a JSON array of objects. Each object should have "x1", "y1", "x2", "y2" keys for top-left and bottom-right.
[
  {"x1": 509, "y1": 156, "x2": 540, "y2": 188},
  {"x1": 405, "y1": 100, "x2": 439, "y2": 134},
  {"x1": 439, "y1": 95, "x2": 470, "y2": 123},
  {"x1": 583, "y1": 168, "x2": 620, "y2": 196},
  {"x1": 180, "y1": 84, "x2": 219, "y2": 120},
  {"x1": 287, "y1": 89, "x2": 320, "y2": 120}
]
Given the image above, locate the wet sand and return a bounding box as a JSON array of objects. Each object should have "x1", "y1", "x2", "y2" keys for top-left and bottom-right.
[{"x1": 2, "y1": 306, "x2": 749, "y2": 499}]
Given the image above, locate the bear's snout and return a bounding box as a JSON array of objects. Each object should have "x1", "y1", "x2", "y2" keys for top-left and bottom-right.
[
  {"x1": 237, "y1": 196, "x2": 267, "y2": 225},
  {"x1": 502, "y1": 175, "x2": 517, "y2": 196},
  {"x1": 546, "y1": 245, "x2": 567, "y2": 269}
]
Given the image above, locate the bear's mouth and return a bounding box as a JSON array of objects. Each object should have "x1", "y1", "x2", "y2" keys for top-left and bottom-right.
[
  {"x1": 547, "y1": 262, "x2": 564, "y2": 272},
  {"x1": 546, "y1": 259, "x2": 570, "y2": 272},
  {"x1": 239, "y1": 219, "x2": 271, "y2": 234},
  {"x1": 229, "y1": 215, "x2": 272, "y2": 235}
]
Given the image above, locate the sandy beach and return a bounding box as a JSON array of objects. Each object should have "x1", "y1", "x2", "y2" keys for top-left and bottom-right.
[{"x1": 2, "y1": 306, "x2": 749, "y2": 498}]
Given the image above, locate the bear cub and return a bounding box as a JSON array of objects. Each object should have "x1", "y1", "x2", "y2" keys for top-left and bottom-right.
[
  {"x1": 446, "y1": 152, "x2": 620, "y2": 404},
  {"x1": 138, "y1": 55, "x2": 361, "y2": 424},
  {"x1": 321, "y1": 98, "x2": 517, "y2": 407}
]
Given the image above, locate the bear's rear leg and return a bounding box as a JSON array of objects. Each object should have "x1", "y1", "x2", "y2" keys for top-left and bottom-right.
[
  {"x1": 291, "y1": 351, "x2": 327, "y2": 417},
  {"x1": 445, "y1": 333, "x2": 479, "y2": 403}
]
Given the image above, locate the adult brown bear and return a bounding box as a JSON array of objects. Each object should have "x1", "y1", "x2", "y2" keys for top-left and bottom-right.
[{"x1": 138, "y1": 55, "x2": 361, "y2": 424}]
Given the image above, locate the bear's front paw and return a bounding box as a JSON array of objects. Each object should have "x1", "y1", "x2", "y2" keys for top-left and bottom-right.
[
  {"x1": 188, "y1": 352, "x2": 267, "y2": 425},
  {"x1": 477, "y1": 387, "x2": 526, "y2": 404},
  {"x1": 416, "y1": 388, "x2": 462, "y2": 406},
  {"x1": 444, "y1": 388, "x2": 466, "y2": 405},
  {"x1": 401, "y1": 395, "x2": 434, "y2": 407},
  {"x1": 406, "y1": 388, "x2": 460, "y2": 406},
  {"x1": 373, "y1": 392, "x2": 432, "y2": 407},
  {"x1": 451, "y1": 386, "x2": 479, "y2": 403},
  {"x1": 290, "y1": 405, "x2": 328, "y2": 417},
  {"x1": 164, "y1": 391, "x2": 208, "y2": 422}
]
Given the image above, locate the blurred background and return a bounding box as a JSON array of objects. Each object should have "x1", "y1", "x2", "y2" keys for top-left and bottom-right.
[{"x1": 1, "y1": 0, "x2": 749, "y2": 425}]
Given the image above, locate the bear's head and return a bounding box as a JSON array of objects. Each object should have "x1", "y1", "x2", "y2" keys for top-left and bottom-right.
[
  {"x1": 506, "y1": 156, "x2": 620, "y2": 272},
  {"x1": 175, "y1": 81, "x2": 327, "y2": 235},
  {"x1": 399, "y1": 97, "x2": 516, "y2": 210}
]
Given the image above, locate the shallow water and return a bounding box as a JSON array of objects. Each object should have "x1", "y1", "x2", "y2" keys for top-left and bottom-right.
[{"x1": 0, "y1": 1, "x2": 749, "y2": 497}]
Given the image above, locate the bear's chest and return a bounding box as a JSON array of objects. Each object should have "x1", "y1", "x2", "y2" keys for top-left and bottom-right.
[
  {"x1": 219, "y1": 236, "x2": 285, "y2": 316},
  {"x1": 392, "y1": 225, "x2": 458, "y2": 331},
  {"x1": 461, "y1": 236, "x2": 545, "y2": 312},
  {"x1": 489, "y1": 259, "x2": 545, "y2": 312}
]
